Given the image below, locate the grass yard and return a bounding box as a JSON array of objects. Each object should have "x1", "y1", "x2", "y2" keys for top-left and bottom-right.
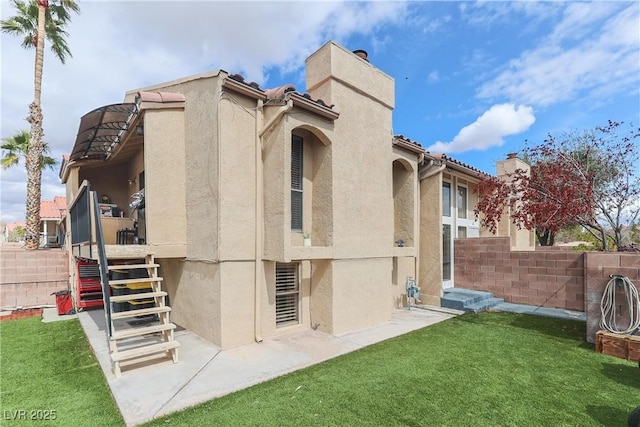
[
  {"x1": 148, "y1": 313, "x2": 639, "y2": 427},
  {"x1": 0, "y1": 317, "x2": 122, "y2": 426},
  {"x1": 0, "y1": 313, "x2": 637, "y2": 426}
]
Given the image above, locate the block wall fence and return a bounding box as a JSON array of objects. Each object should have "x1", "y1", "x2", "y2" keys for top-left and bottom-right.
[
  {"x1": 0, "y1": 245, "x2": 69, "y2": 309},
  {"x1": 454, "y1": 237, "x2": 640, "y2": 343}
]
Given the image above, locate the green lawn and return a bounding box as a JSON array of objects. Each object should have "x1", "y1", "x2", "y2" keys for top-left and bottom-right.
[
  {"x1": 0, "y1": 317, "x2": 122, "y2": 426},
  {"x1": 147, "y1": 313, "x2": 638, "y2": 427},
  {"x1": 1, "y1": 313, "x2": 638, "y2": 427}
]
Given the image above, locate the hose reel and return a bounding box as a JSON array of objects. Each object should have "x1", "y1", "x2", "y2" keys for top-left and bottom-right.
[{"x1": 600, "y1": 274, "x2": 640, "y2": 335}]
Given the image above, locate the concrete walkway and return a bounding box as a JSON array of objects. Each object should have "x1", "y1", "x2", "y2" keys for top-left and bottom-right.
[{"x1": 76, "y1": 306, "x2": 458, "y2": 426}]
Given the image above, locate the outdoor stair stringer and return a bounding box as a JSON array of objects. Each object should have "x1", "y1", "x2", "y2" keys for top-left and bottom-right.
[
  {"x1": 441, "y1": 288, "x2": 504, "y2": 314},
  {"x1": 105, "y1": 253, "x2": 179, "y2": 378}
]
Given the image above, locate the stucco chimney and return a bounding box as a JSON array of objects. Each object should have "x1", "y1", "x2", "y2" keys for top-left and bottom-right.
[{"x1": 305, "y1": 41, "x2": 394, "y2": 110}]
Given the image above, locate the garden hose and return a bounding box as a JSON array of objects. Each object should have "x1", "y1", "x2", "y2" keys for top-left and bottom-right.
[{"x1": 600, "y1": 275, "x2": 640, "y2": 334}]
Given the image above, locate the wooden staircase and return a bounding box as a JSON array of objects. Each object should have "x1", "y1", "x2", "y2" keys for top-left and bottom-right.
[{"x1": 104, "y1": 253, "x2": 179, "y2": 378}]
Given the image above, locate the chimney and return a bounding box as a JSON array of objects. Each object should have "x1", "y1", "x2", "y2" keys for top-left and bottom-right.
[{"x1": 352, "y1": 49, "x2": 369, "y2": 62}]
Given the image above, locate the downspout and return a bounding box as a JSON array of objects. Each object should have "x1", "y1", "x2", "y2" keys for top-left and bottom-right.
[
  {"x1": 419, "y1": 159, "x2": 446, "y2": 181},
  {"x1": 254, "y1": 98, "x2": 294, "y2": 343},
  {"x1": 254, "y1": 99, "x2": 264, "y2": 343}
]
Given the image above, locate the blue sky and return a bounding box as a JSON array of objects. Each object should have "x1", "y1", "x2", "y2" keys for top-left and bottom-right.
[{"x1": 1, "y1": 1, "x2": 639, "y2": 223}]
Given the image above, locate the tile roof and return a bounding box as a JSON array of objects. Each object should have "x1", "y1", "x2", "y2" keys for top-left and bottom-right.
[
  {"x1": 393, "y1": 135, "x2": 425, "y2": 154},
  {"x1": 40, "y1": 196, "x2": 66, "y2": 219},
  {"x1": 394, "y1": 134, "x2": 487, "y2": 177},
  {"x1": 5, "y1": 222, "x2": 25, "y2": 232},
  {"x1": 227, "y1": 73, "x2": 335, "y2": 110}
]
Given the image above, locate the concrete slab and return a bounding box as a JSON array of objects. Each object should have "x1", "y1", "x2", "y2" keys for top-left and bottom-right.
[
  {"x1": 42, "y1": 307, "x2": 78, "y2": 323},
  {"x1": 78, "y1": 307, "x2": 456, "y2": 426},
  {"x1": 492, "y1": 302, "x2": 586, "y2": 321}
]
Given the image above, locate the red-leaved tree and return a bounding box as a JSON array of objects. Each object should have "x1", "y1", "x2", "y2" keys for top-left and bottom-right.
[{"x1": 475, "y1": 121, "x2": 640, "y2": 251}]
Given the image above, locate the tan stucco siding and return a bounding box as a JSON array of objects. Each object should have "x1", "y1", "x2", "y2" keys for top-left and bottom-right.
[
  {"x1": 143, "y1": 109, "x2": 186, "y2": 251},
  {"x1": 181, "y1": 78, "x2": 221, "y2": 260},
  {"x1": 262, "y1": 121, "x2": 287, "y2": 261},
  {"x1": 331, "y1": 258, "x2": 393, "y2": 335},
  {"x1": 418, "y1": 173, "x2": 443, "y2": 306},
  {"x1": 219, "y1": 262, "x2": 255, "y2": 347},
  {"x1": 160, "y1": 258, "x2": 222, "y2": 345},
  {"x1": 218, "y1": 94, "x2": 257, "y2": 261}
]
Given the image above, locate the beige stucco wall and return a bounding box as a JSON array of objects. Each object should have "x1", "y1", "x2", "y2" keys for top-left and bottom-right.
[
  {"x1": 160, "y1": 258, "x2": 222, "y2": 345},
  {"x1": 143, "y1": 109, "x2": 186, "y2": 254},
  {"x1": 306, "y1": 42, "x2": 396, "y2": 260},
  {"x1": 128, "y1": 72, "x2": 223, "y2": 261},
  {"x1": 331, "y1": 258, "x2": 393, "y2": 335}
]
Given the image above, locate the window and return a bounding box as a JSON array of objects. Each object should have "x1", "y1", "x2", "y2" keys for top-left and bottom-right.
[
  {"x1": 457, "y1": 185, "x2": 467, "y2": 219},
  {"x1": 275, "y1": 263, "x2": 300, "y2": 326},
  {"x1": 458, "y1": 226, "x2": 467, "y2": 238},
  {"x1": 442, "y1": 182, "x2": 451, "y2": 217},
  {"x1": 442, "y1": 225, "x2": 451, "y2": 281},
  {"x1": 291, "y1": 135, "x2": 303, "y2": 231}
]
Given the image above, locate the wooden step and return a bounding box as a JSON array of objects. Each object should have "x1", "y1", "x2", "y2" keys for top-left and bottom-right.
[
  {"x1": 108, "y1": 263, "x2": 159, "y2": 271},
  {"x1": 111, "y1": 306, "x2": 171, "y2": 320},
  {"x1": 111, "y1": 340, "x2": 180, "y2": 362},
  {"x1": 110, "y1": 291, "x2": 167, "y2": 303},
  {"x1": 109, "y1": 277, "x2": 163, "y2": 286},
  {"x1": 110, "y1": 323, "x2": 176, "y2": 341}
]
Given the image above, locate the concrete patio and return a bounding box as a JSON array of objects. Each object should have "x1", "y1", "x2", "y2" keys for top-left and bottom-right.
[{"x1": 76, "y1": 305, "x2": 459, "y2": 426}]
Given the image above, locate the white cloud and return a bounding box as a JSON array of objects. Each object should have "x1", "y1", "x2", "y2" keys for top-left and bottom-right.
[
  {"x1": 0, "y1": 1, "x2": 409, "y2": 222},
  {"x1": 477, "y1": 2, "x2": 639, "y2": 108},
  {"x1": 427, "y1": 70, "x2": 439, "y2": 83},
  {"x1": 427, "y1": 103, "x2": 535, "y2": 154}
]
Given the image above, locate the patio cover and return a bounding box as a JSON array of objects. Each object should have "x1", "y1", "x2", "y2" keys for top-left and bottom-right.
[{"x1": 69, "y1": 103, "x2": 138, "y2": 162}]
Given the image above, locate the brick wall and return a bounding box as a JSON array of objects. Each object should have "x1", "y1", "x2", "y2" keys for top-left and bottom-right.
[
  {"x1": 0, "y1": 245, "x2": 69, "y2": 309},
  {"x1": 454, "y1": 237, "x2": 584, "y2": 311},
  {"x1": 454, "y1": 237, "x2": 640, "y2": 343}
]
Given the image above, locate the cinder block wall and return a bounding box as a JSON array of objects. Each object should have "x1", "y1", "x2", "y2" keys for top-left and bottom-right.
[
  {"x1": 585, "y1": 252, "x2": 639, "y2": 343},
  {"x1": 454, "y1": 237, "x2": 584, "y2": 311},
  {"x1": 455, "y1": 237, "x2": 640, "y2": 343},
  {"x1": 0, "y1": 245, "x2": 69, "y2": 309}
]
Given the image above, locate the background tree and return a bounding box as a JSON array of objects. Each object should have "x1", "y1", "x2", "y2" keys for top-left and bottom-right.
[
  {"x1": 1, "y1": 129, "x2": 57, "y2": 171},
  {"x1": 475, "y1": 121, "x2": 640, "y2": 251},
  {"x1": 1, "y1": 0, "x2": 79, "y2": 249}
]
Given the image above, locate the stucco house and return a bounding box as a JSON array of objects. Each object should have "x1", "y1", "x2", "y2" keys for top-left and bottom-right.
[
  {"x1": 2, "y1": 197, "x2": 66, "y2": 246},
  {"x1": 60, "y1": 41, "x2": 529, "y2": 376},
  {"x1": 40, "y1": 196, "x2": 66, "y2": 247}
]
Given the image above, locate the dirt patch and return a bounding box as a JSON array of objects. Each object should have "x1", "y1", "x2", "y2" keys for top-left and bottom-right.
[{"x1": 0, "y1": 308, "x2": 43, "y2": 322}]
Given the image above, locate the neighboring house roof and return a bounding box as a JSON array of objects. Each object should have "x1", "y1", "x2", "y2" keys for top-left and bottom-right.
[
  {"x1": 40, "y1": 196, "x2": 66, "y2": 219},
  {"x1": 5, "y1": 221, "x2": 26, "y2": 233}
]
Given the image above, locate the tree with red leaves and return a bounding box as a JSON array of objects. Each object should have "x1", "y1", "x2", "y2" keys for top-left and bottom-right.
[{"x1": 475, "y1": 121, "x2": 640, "y2": 251}]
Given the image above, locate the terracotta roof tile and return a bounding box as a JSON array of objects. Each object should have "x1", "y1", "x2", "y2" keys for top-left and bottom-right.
[
  {"x1": 137, "y1": 91, "x2": 185, "y2": 103},
  {"x1": 227, "y1": 72, "x2": 335, "y2": 110},
  {"x1": 5, "y1": 222, "x2": 25, "y2": 232},
  {"x1": 40, "y1": 197, "x2": 66, "y2": 219}
]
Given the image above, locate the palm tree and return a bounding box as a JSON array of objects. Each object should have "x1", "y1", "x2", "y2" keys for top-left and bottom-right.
[
  {"x1": 1, "y1": 129, "x2": 57, "y2": 171},
  {"x1": 1, "y1": 0, "x2": 79, "y2": 249}
]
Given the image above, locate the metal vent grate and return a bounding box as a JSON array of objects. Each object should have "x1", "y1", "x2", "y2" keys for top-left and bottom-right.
[{"x1": 275, "y1": 263, "x2": 299, "y2": 325}]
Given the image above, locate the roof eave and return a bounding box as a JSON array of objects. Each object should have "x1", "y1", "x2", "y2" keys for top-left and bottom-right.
[{"x1": 289, "y1": 93, "x2": 339, "y2": 121}]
